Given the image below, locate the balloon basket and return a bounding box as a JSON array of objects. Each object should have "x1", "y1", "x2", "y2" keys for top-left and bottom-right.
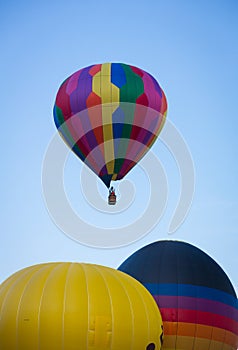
[{"x1": 108, "y1": 194, "x2": 116, "y2": 205}]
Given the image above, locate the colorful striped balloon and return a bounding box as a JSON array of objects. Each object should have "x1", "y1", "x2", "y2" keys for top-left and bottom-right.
[
  {"x1": 118, "y1": 240, "x2": 238, "y2": 350},
  {"x1": 53, "y1": 63, "x2": 167, "y2": 188}
]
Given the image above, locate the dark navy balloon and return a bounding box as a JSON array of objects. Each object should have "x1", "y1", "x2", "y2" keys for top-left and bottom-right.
[{"x1": 118, "y1": 240, "x2": 238, "y2": 350}]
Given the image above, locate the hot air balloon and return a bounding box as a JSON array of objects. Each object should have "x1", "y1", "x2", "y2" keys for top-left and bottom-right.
[
  {"x1": 118, "y1": 240, "x2": 238, "y2": 350},
  {"x1": 53, "y1": 63, "x2": 167, "y2": 202},
  {"x1": 0, "y1": 262, "x2": 163, "y2": 350}
]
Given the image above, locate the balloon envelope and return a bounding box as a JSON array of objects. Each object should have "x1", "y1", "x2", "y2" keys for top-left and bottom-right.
[
  {"x1": 53, "y1": 63, "x2": 167, "y2": 188},
  {"x1": 0, "y1": 262, "x2": 163, "y2": 350},
  {"x1": 118, "y1": 240, "x2": 238, "y2": 350}
]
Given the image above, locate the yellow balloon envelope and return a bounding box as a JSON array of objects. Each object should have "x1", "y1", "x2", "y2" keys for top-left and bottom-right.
[{"x1": 0, "y1": 263, "x2": 163, "y2": 350}]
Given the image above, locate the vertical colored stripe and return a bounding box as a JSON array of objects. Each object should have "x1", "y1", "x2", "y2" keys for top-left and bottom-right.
[
  {"x1": 102, "y1": 107, "x2": 114, "y2": 173},
  {"x1": 92, "y1": 63, "x2": 119, "y2": 174}
]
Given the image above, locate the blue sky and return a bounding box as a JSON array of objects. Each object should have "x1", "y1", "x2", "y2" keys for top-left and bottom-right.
[{"x1": 1, "y1": 0, "x2": 238, "y2": 294}]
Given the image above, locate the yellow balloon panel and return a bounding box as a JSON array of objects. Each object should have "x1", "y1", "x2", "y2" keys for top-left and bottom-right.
[{"x1": 0, "y1": 263, "x2": 163, "y2": 350}]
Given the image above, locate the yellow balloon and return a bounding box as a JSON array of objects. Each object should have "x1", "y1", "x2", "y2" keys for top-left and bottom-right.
[{"x1": 0, "y1": 263, "x2": 163, "y2": 350}]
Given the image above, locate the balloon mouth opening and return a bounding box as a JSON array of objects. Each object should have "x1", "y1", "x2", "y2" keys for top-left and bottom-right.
[
  {"x1": 99, "y1": 174, "x2": 123, "y2": 188},
  {"x1": 100, "y1": 174, "x2": 113, "y2": 188}
]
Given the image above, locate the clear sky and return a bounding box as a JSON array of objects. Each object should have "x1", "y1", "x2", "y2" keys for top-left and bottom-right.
[{"x1": 1, "y1": 0, "x2": 238, "y2": 295}]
